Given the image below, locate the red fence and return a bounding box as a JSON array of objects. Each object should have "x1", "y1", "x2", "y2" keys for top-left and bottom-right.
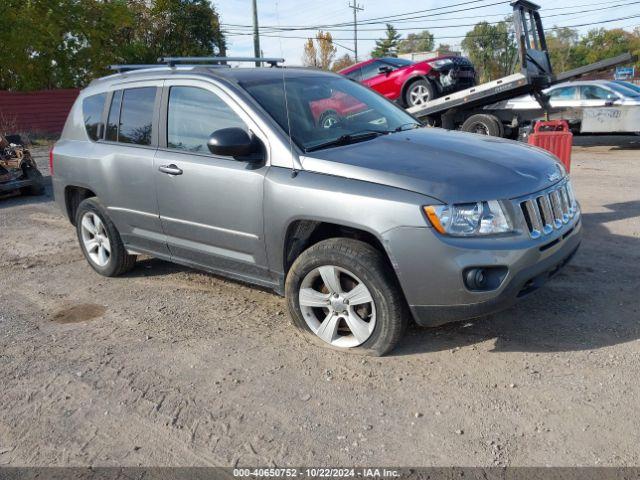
[{"x1": 0, "y1": 89, "x2": 80, "y2": 135}]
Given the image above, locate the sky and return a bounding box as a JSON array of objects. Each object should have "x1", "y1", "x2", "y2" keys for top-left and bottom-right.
[{"x1": 214, "y1": 0, "x2": 640, "y2": 65}]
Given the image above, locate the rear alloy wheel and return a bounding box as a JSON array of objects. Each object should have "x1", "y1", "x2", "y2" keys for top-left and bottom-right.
[
  {"x1": 75, "y1": 197, "x2": 136, "y2": 277},
  {"x1": 405, "y1": 79, "x2": 434, "y2": 107},
  {"x1": 286, "y1": 238, "x2": 407, "y2": 356}
]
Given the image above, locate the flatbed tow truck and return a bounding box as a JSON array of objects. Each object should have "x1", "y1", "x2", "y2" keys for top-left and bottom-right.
[{"x1": 406, "y1": 0, "x2": 635, "y2": 138}]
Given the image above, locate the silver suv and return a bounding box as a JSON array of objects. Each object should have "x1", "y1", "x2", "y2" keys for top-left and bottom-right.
[{"x1": 52, "y1": 60, "x2": 582, "y2": 355}]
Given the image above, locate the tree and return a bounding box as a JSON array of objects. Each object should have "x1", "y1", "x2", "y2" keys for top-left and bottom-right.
[
  {"x1": 397, "y1": 31, "x2": 434, "y2": 54},
  {"x1": 461, "y1": 18, "x2": 517, "y2": 82},
  {"x1": 302, "y1": 31, "x2": 337, "y2": 70},
  {"x1": 546, "y1": 27, "x2": 581, "y2": 72},
  {"x1": 0, "y1": 0, "x2": 226, "y2": 91},
  {"x1": 436, "y1": 43, "x2": 453, "y2": 52},
  {"x1": 331, "y1": 54, "x2": 355, "y2": 72},
  {"x1": 574, "y1": 28, "x2": 640, "y2": 69},
  {"x1": 371, "y1": 24, "x2": 401, "y2": 58}
]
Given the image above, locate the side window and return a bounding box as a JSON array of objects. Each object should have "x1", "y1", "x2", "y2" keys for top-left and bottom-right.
[
  {"x1": 548, "y1": 86, "x2": 577, "y2": 100},
  {"x1": 106, "y1": 90, "x2": 122, "y2": 142},
  {"x1": 82, "y1": 93, "x2": 106, "y2": 141},
  {"x1": 167, "y1": 86, "x2": 247, "y2": 154},
  {"x1": 118, "y1": 87, "x2": 156, "y2": 145},
  {"x1": 581, "y1": 85, "x2": 617, "y2": 100},
  {"x1": 360, "y1": 62, "x2": 382, "y2": 81}
]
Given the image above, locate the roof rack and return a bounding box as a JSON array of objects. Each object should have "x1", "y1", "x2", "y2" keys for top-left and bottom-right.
[
  {"x1": 108, "y1": 56, "x2": 285, "y2": 73},
  {"x1": 160, "y1": 56, "x2": 285, "y2": 67}
]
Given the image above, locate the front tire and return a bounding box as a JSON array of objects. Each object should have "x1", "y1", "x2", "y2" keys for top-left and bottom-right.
[
  {"x1": 404, "y1": 79, "x2": 435, "y2": 107},
  {"x1": 75, "y1": 198, "x2": 136, "y2": 277},
  {"x1": 285, "y1": 238, "x2": 407, "y2": 356}
]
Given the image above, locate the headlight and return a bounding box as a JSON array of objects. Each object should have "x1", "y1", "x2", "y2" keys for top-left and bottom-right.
[
  {"x1": 428, "y1": 58, "x2": 453, "y2": 69},
  {"x1": 424, "y1": 201, "x2": 512, "y2": 236}
]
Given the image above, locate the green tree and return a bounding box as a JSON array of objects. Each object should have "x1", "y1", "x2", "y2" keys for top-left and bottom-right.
[
  {"x1": 546, "y1": 27, "x2": 582, "y2": 72},
  {"x1": 461, "y1": 18, "x2": 517, "y2": 82},
  {"x1": 435, "y1": 43, "x2": 453, "y2": 52},
  {"x1": 0, "y1": 0, "x2": 226, "y2": 91},
  {"x1": 371, "y1": 24, "x2": 401, "y2": 58},
  {"x1": 397, "y1": 31, "x2": 434, "y2": 54},
  {"x1": 574, "y1": 28, "x2": 640, "y2": 70}
]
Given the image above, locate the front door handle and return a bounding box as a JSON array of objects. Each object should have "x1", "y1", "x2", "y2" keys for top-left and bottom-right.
[{"x1": 158, "y1": 164, "x2": 183, "y2": 175}]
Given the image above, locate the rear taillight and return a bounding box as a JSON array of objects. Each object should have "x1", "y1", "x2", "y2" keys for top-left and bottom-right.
[{"x1": 49, "y1": 149, "x2": 54, "y2": 176}]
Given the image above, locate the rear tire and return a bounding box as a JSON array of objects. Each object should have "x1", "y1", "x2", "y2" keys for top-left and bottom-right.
[
  {"x1": 75, "y1": 197, "x2": 136, "y2": 277},
  {"x1": 461, "y1": 114, "x2": 504, "y2": 137},
  {"x1": 285, "y1": 238, "x2": 407, "y2": 356}
]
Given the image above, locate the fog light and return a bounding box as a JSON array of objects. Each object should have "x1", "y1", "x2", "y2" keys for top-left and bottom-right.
[{"x1": 465, "y1": 268, "x2": 487, "y2": 290}]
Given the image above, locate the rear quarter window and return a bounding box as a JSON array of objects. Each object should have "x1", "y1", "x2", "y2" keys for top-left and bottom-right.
[
  {"x1": 119, "y1": 87, "x2": 156, "y2": 145},
  {"x1": 82, "y1": 93, "x2": 106, "y2": 141}
]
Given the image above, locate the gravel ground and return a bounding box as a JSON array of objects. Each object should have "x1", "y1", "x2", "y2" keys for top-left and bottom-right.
[{"x1": 0, "y1": 136, "x2": 639, "y2": 467}]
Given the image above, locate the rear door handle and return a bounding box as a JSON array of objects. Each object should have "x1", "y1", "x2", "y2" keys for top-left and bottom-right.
[{"x1": 158, "y1": 164, "x2": 183, "y2": 175}]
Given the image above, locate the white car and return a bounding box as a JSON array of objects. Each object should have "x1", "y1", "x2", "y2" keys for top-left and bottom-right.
[{"x1": 487, "y1": 80, "x2": 640, "y2": 134}]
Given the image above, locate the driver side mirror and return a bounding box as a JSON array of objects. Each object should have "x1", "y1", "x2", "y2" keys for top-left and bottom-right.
[
  {"x1": 378, "y1": 65, "x2": 393, "y2": 75},
  {"x1": 207, "y1": 128, "x2": 263, "y2": 161}
]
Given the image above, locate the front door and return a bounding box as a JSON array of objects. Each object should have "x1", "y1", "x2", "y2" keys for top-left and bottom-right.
[{"x1": 154, "y1": 81, "x2": 270, "y2": 284}]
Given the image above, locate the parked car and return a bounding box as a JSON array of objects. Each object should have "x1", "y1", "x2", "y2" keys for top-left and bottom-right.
[
  {"x1": 338, "y1": 56, "x2": 476, "y2": 108},
  {"x1": 52, "y1": 63, "x2": 581, "y2": 355},
  {"x1": 486, "y1": 80, "x2": 640, "y2": 133}
]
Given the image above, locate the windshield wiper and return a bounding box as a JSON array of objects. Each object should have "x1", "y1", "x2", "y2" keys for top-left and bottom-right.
[
  {"x1": 394, "y1": 122, "x2": 422, "y2": 132},
  {"x1": 305, "y1": 130, "x2": 387, "y2": 152}
]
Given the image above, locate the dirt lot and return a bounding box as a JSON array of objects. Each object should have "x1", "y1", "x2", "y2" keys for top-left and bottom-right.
[{"x1": 0, "y1": 136, "x2": 639, "y2": 467}]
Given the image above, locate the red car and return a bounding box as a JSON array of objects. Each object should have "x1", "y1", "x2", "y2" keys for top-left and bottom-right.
[{"x1": 338, "y1": 56, "x2": 476, "y2": 108}]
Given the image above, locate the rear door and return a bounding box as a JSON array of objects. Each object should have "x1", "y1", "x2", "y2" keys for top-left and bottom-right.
[
  {"x1": 154, "y1": 80, "x2": 270, "y2": 283},
  {"x1": 99, "y1": 82, "x2": 170, "y2": 256}
]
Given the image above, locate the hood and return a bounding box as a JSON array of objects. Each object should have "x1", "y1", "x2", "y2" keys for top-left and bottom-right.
[{"x1": 301, "y1": 127, "x2": 565, "y2": 204}]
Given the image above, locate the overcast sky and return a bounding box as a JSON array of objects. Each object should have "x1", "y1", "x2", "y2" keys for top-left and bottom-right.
[{"x1": 215, "y1": 0, "x2": 640, "y2": 64}]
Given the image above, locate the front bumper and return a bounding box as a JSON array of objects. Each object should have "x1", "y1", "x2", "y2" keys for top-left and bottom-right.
[{"x1": 383, "y1": 215, "x2": 582, "y2": 327}]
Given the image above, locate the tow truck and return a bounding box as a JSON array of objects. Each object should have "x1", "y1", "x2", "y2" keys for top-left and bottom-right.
[{"x1": 406, "y1": 0, "x2": 636, "y2": 138}]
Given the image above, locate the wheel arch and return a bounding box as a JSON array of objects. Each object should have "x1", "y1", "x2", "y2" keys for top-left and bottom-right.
[
  {"x1": 282, "y1": 219, "x2": 393, "y2": 277},
  {"x1": 64, "y1": 185, "x2": 97, "y2": 225}
]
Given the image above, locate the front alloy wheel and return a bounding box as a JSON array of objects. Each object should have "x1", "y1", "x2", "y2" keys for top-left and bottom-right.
[
  {"x1": 286, "y1": 238, "x2": 407, "y2": 356},
  {"x1": 299, "y1": 265, "x2": 376, "y2": 348}
]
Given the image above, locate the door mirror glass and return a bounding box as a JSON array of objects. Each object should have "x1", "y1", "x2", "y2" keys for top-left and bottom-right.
[{"x1": 207, "y1": 128, "x2": 261, "y2": 160}]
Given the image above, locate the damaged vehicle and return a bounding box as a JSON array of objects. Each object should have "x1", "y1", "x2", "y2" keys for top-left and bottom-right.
[
  {"x1": 339, "y1": 56, "x2": 476, "y2": 107},
  {"x1": 52, "y1": 59, "x2": 581, "y2": 356},
  {"x1": 0, "y1": 134, "x2": 45, "y2": 197}
]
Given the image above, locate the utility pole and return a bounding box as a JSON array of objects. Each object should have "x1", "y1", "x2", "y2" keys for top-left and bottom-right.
[
  {"x1": 348, "y1": 2, "x2": 364, "y2": 62},
  {"x1": 252, "y1": 0, "x2": 261, "y2": 66}
]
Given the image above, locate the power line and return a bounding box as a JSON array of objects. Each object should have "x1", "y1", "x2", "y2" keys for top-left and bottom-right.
[
  {"x1": 222, "y1": 0, "x2": 509, "y2": 30},
  {"x1": 223, "y1": 14, "x2": 640, "y2": 41},
  {"x1": 224, "y1": 1, "x2": 640, "y2": 33}
]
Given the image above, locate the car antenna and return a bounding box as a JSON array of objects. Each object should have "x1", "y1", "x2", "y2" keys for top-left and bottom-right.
[{"x1": 274, "y1": 0, "x2": 298, "y2": 178}]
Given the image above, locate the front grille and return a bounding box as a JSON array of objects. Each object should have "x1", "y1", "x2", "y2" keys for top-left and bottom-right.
[{"x1": 519, "y1": 179, "x2": 578, "y2": 238}]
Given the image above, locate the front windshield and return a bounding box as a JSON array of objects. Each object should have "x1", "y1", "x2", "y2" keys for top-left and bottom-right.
[
  {"x1": 380, "y1": 57, "x2": 414, "y2": 68},
  {"x1": 239, "y1": 74, "x2": 421, "y2": 152}
]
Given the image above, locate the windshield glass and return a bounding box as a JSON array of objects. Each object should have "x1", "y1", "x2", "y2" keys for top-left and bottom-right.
[
  {"x1": 380, "y1": 57, "x2": 414, "y2": 68},
  {"x1": 239, "y1": 74, "x2": 420, "y2": 152},
  {"x1": 607, "y1": 82, "x2": 640, "y2": 98}
]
